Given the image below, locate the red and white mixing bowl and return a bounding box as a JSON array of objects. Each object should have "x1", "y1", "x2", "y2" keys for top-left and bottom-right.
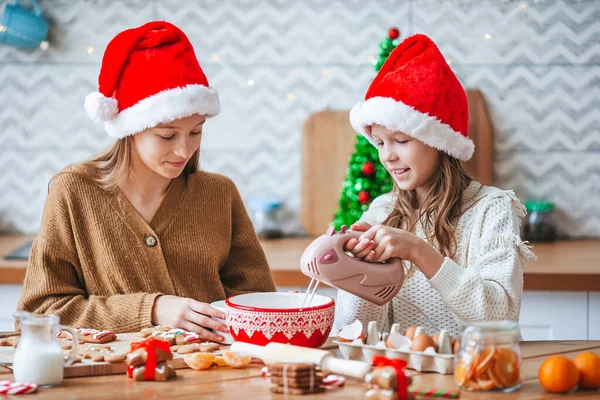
[{"x1": 225, "y1": 292, "x2": 335, "y2": 348}]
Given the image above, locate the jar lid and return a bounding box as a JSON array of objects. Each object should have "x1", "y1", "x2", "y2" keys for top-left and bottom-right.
[
  {"x1": 525, "y1": 200, "x2": 555, "y2": 212},
  {"x1": 248, "y1": 196, "x2": 281, "y2": 211},
  {"x1": 461, "y1": 321, "x2": 521, "y2": 344}
]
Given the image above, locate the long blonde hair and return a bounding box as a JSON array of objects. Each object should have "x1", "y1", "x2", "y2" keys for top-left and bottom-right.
[
  {"x1": 383, "y1": 152, "x2": 475, "y2": 276},
  {"x1": 51, "y1": 136, "x2": 199, "y2": 192}
]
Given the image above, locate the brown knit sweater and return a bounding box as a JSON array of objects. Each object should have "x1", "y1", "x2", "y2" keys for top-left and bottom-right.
[{"x1": 17, "y1": 170, "x2": 276, "y2": 332}]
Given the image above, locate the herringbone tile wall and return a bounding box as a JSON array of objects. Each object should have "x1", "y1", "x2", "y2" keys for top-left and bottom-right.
[{"x1": 1, "y1": 0, "x2": 598, "y2": 236}]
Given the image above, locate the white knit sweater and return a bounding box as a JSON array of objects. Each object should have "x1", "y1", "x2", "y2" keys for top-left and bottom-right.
[{"x1": 334, "y1": 181, "x2": 536, "y2": 338}]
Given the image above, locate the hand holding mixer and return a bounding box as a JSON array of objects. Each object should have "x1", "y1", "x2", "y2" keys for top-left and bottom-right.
[{"x1": 300, "y1": 225, "x2": 405, "y2": 307}]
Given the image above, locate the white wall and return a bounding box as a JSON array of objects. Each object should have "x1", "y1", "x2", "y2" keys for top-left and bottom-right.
[{"x1": 0, "y1": 0, "x2": 599, "y2": 237}]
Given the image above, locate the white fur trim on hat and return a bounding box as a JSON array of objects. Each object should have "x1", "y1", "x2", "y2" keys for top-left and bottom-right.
[
  {"x1": 349, "y1": 96, "x2": 475, "y2": 161},
  {"x1": 84, "y1": 92, "x2": 118, "y2": 123},
  {"x1": 94, "y1": 84, "x2": 220, "y2": 139}
]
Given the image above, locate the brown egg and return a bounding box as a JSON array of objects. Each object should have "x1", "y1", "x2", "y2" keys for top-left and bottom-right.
[
  {"x1": 452, "y1": 338, "x2": 461, "y2": 354},
  {"x1": 403, "y1": 326, "x2": 416, "y2": 340},
  {"x1": 432, "y1": 332, "x2": 440, "y2": 348},
  {"x1": 410, "y1": 334, "x2": 436, "y2": 352}
]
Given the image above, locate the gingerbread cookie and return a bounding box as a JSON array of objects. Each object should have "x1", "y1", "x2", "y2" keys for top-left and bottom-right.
[
  {"x1": 139, "y1": 326, "x2": 207, "y2": 345},
  {"x1": 127, "y1": 344, "x2": 176, "y2": 382},
  {"x1": 270, "y1": 363, "x2": 324, "y2": 395},
  {"x1": 271, "y1": 375, "x2": 324, "y2": 388},
  {"x1": 270, "y1": 384, "x2": 325, "y2": 395},
  {"x1": 127, "y1": 347, "x2": 172, "y2": 366},
  {"x1": 59, "y1": 328, "x2": 116, "y2": 344},
  {"x1": 149, "y1": 331, "x2": 176, "y2": 345},
  {"x1": 176, "y1": 331, "x2": 201, "y2": 345},
  {"x1": 177, "y1": 342, "x2": 220, "y2": 355},
  {"x1": 78, "y1": 344, "x2": 126, "y2": 363},
  {"x1": 58, "y1": 337, "x2": 74, "y2": 350},
  {"x1": 0, "y1": 336, "x2": 19, "y2": 348},
  {"x1": 138, "y1": 325, "x2": 171, "y2": 338},
  {"x1": 271, "y1": 363, "x2": 319, "y2": 377},
  {"x1": 130, "y1": 362, "x2": 176, "y2": 382}
]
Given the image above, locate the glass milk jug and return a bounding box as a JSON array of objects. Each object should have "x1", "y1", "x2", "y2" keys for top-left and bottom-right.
[{"x1": 13, "y1": 312, "x2": 78, "y2": 387}]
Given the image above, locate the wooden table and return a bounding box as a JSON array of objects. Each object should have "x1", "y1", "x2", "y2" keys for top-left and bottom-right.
[
  {"x1": 0, "y1": 341, "x2": 599, "y2": 399},
  {"x1": 2, "y1": 235, "x2": 600, "y2": 291}
]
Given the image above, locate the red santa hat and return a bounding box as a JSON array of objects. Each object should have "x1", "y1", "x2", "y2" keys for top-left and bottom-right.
[
  {"x1": 350, "y1": 34, "x2": 474, "y2": 161},
  {"x1": 84, "y1": 21, "x2": 220, "y2": 139}
]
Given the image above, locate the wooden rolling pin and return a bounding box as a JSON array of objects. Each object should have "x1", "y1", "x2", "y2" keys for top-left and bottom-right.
[{"x1": 230, "y1": 341, "x2": 372, "y2": 379}]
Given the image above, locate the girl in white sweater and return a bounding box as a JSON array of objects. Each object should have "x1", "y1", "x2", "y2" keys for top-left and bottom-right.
[{"x1": 335, "y1": 34, "x2": 535, "y2": 338}]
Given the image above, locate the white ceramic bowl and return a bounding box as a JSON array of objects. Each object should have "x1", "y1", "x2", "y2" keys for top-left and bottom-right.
[{"x1": 210, "y1": 300, "x2": 234, "y2": 344}]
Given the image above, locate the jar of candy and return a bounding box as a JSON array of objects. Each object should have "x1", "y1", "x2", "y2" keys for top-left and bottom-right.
[
  {"x1": 248, "y1": 196, "x2": 283, "y2": 239},
  {"x1": 455, "y1": 321, "x2": 522, "y2": 392},
  {"x1": 522, "y1": 201, "x2": 557, "y2": 242}
]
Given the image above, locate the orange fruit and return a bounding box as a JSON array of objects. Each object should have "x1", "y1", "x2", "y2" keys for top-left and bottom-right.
[
  {"x1": 476, "y1": 370, "x2": 495, "y2": 391},
  {"x1": 474, "y1": 347, "x2": 496, "y2": 379},
  {"x1": 573, "y1": 352, "x2": 600, "y2": 389},
  {"x1": 455, "y1": 359, "x2": 476, "y2": 386},
  {"x1": 223, "y1": 351, "x2": 252, "y2": 369},
  {"x1": 213, "y1": 356, "x2": 228, "y2": 367},
  {"x1": 455, "y1": 360, "x2": 469, "y2": 386},
  {"x1": 184, "y1": 352, "x2": 216, "y2": 371},
  {"x1": 490, "y1": 348, "x2": 520, "y2": 388},
  {"x1": 539, "y1": 355, "x2": 579, "y2": 393}
]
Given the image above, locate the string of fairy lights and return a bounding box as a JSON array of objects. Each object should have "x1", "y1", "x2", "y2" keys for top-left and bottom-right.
[{"x1": 1, "y1": 0, "x2": 536, "y2": 102}]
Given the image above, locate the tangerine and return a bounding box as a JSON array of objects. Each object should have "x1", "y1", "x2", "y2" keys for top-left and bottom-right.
[
  {"x1": 539, "y1": 355, "x2": 579, "y2": 393},
  {"x1": 223, "y1": 351, "x2": 252, "y2": 368},
  {"x1": 573, "y1": 352, "x2": 600, "y2": 390},
  {"x1": 184, "y1": 352, "x2": 216, "y2": 371}
]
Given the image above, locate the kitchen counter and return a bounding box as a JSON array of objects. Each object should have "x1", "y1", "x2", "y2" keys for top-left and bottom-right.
[
  {"x1": 1, "y1": 340, "x2": 599, "y2": 398},
  {"x1": 1, "y1": 235, "x2": 600, "y2": 291}
]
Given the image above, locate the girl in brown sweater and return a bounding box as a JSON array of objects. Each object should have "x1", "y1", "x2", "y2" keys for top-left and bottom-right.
[{"x1": 17, "y1": 21, "x2": 276, "y2": 341}]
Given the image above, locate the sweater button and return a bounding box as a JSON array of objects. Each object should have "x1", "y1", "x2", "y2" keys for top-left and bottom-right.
[{"x1": 144, "y1": 234, "x2": 157, "y2": 247}]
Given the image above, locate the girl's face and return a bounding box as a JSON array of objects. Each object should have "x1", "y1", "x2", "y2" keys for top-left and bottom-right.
[
  {"x1": 133, "y1": 114, "x2": 206, "y2": 180},
  {"x1": 370, "y1": 124, "x2": 439, "y2": 193}
]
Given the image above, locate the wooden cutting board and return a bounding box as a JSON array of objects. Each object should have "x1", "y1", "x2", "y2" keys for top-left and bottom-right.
[
  {"x1": 0, "y1": 333, "x2": 225, "y2": 378},
  {"x1": 300, "y1": 89, "x2": 494, "y2": 237}
]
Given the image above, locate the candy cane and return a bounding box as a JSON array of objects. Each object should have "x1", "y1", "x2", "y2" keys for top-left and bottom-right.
[
  {"x1": 322, "y1": 374, "x2": 346, "y2": 389},
  {"x1": 0, "y1": 381, "x2": 39, "y2": 395},
  {"x1": 409, "y1": 387, "x2": 459, "y2": 398}
]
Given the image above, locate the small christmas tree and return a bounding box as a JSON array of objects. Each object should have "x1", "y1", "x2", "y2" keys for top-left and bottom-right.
[{"x1": 332, "y1": 28, "x2": 401, "y2": 229}]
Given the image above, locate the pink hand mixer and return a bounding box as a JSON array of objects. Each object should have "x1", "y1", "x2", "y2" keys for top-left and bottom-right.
[{"x1": 300, "y1": 225, "x2": 405, "y2": 307}]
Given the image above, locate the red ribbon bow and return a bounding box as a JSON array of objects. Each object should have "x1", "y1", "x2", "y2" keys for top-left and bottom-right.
[
  {"x1": 372, "y1": 355, "x2": 408, "y2": 400},
  {"x1": 128, "y1": 338, "x2": 172, "y2": 381}
]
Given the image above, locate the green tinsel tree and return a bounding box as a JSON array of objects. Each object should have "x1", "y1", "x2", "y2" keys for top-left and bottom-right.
[{"x1": 332, "y1": 28, "x2": 401, "y2": 229}]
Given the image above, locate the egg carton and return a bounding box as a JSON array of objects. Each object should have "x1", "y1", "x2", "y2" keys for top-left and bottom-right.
[
  {"x1": 334, "y1": 340, "x2": 455, "y2": 374},
  {"x1": 334, "y1": 321, "x2": 456, "y2": 375}
]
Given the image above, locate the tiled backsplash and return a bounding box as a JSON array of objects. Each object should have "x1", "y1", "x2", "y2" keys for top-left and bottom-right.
[{"x1": 1, "y1": 0, "x2": 598, "y2": 236}]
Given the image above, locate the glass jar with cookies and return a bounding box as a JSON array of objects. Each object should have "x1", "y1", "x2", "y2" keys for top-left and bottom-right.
[{"x1": 455, "y1": 321, "x2": 522, "y2": 392}]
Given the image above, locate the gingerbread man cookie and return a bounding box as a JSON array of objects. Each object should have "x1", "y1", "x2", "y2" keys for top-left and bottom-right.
[
  {"x1": 0, "y1": 336, "x2": 19, "y2": 348},
  {"x1": 176, "y1": 342, "x2": 220, "y2": 355},
  {"x1": 78, "y1": 344, "x2": 126, "y2": 363},
  {"x1": 138, "y1": 325, "x2": 171, "y2": 338},
  {"x1": 59, "y1": 328, "x2": 116, "y2": 344}
]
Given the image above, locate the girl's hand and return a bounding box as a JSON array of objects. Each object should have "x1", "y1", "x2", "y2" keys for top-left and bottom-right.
[
  {"x1": 151, "y1": 295, "x2": 229, "y2": 342},
  {"x1": 344, "y1": 222, "x2": 377, "y2": 259},
  {"x1": 359, "y1": 224, "x2": 420, "y2": 262},
  {"x1": 358, "y1": 224, "x2": 445, "y2": 279}
]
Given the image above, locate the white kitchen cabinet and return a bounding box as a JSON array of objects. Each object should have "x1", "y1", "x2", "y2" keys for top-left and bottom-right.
[
  {"x1": 589, "y1": 293, "x2": 600, "y2": 340},
  {"x1": 519, "y1": 291, "x2": 588, "y2": 340},
  {"x1": 0, "y1": 284, "x2": 22, "y2": 331}
]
